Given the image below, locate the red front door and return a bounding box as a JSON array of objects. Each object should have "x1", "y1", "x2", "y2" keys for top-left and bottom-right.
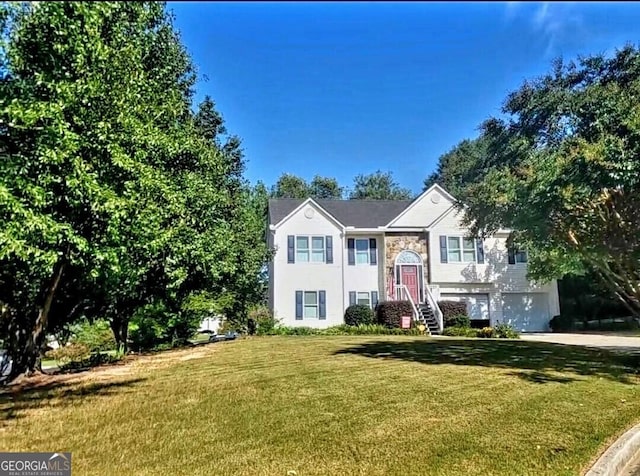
[{"x1": 400, "y1": 265, "x2": 420, "y2": 303}]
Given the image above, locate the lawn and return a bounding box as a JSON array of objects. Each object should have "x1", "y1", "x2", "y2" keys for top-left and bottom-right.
[{"x1": 1, "y1": 336, "x2": 640, "y2": 476}]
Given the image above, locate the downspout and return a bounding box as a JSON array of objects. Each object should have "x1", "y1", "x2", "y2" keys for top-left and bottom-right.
[
  {"x1": 425, "y1": 227, "x2": 431, "y2": 295},
  {"x1": 341, "y1": 231, "x2": 346, "y2": 317}
]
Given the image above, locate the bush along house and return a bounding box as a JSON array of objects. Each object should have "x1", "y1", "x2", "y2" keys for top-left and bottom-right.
[{"x1": 267, "y1": 184, "x2": 560, "y2": 334}]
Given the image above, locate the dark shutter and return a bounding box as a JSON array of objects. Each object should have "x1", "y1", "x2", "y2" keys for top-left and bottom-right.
[
  {"x1": 287, "y1": 235, "x2": 295, "y2": 263},
  {"x1": 347, "y1": 238, "x2": 355, "y2": 265},
  {"x1": 319, "y1": 291, "x2": 326, "y2": 319},
  {"x1": 439, "y1": 236, "x2": 448, "y2": 263},
  {"x1": 371, "y1": 291, "x2": 379, "y2": 309},
  {"x1": 369, "y1": 238, "x2": 377, "y2": 265},
  {"x1": 349, "y1": 291, "x2": 356, "y2": 306},
  {"x1": 295, "y1": 291, "x2": 303, "y2": 319},
  {"x1": 325, "y1": 236, "x2": 333, "y2": 264},
  {"x1": 476, "y1": 238, "x2": 485, "y2": 264},
  {"x1": 508, "y1": 247, "x2": 516, "y2": 265}
]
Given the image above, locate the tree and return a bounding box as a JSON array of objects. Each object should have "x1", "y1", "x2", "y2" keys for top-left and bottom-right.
[
  {"x1": 458, "y1": 45, "x2": 640, "y2": 316},
  {"x1": 0, "y1": 2, "x2": 268, "y2": 379},
  {"x1": 309, "y1": 175, "x2": 343, "y2": 199},
  {"x1": 270, "y1": 173, "x2": 309, "y2": 199},
  {"x1": 423, "y1": 137, "x2": 489, "y2": 198},
  {"x1": 349, "y1": 170, "x2": 413, "y2": 200},
  {"x1": 0, "y1": 2, "x2": 198, "y2": 377}
]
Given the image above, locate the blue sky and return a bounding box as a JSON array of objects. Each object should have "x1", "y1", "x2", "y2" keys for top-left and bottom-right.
[{"x1": 169, "y1": 1, "x2": 640, "y2": 195}]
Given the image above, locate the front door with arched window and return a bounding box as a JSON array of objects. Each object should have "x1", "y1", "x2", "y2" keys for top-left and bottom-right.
[{"x1": 395, "y1": 250, "x2": 424, "y2": 303}]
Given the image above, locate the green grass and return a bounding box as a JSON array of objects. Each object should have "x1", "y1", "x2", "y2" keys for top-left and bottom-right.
[{"x1": 2, "y1": 336, "x2": 640, "y2": 475}]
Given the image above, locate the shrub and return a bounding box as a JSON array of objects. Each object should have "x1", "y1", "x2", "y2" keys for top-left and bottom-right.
[
  {"x1": 69, "y1": 319, "x2": 116, "y2": 352},
  {"x1": 442, "y1": 326, "x2": 478, "y2": 337},
  {"x1": 262, "y1": 325, "x2": 425, "y2": 336},
  {"x1": 324, "y1": 324, "x2": 424, "y2": 336},
  {"x1": 248, "y1": 305, "x2": 278, "y2": 336},
  {"x1": 549, "y1": 314, "x2": 574, "y2": 332},
  {"x1": 128, "y1": 302, "x2": 167, "y2": 351},
  {"x1": 477, "y1": 327, "x2": 496, "y2": 338},
  {"x1": 446, "y1": 314, "x2": 470, "y2": 329},
  {"x1": 376, "y1": 301, "x2": 414, "y2": 328},
  {"x1": 58, "y1": 352, "x2": 122, "y2": 372},
  {"x1": 344, "y1": 305, "x2": 374, "y2": 326},
  {"x1": 45, "y1": 343, "x2": 91, "y2": 365},
  {"x1": 438, "y1": 301, "x2": 467, "y2": 327},
  {"x1": 269, "y1": 326, "x2": 320, "y2": 336},
  {"x1": 494, "y1": 323, "x2": 520, "y2": 339}
]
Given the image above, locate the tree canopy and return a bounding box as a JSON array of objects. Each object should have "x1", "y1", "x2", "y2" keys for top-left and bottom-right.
[
  {"x1": 442, "y1": 46, "x2": 640, "y2": 316},
  {"x1": 349, "y1": 171, "x2": 414, "y2": 200},
  {"x1": 0, "y1": 2, "x2": 268, "y2": 381},
  {"x1": 423, "y1": 137, "x2": 488, "y2": 199}
]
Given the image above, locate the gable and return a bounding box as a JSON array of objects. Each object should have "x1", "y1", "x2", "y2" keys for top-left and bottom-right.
[
  {"x1": 274, "y1": 199, "x2": 344, "y2": 235},
  {"x1": 268, "y1": 198, "x2": 411, "y2": 228},
  {"x1": 387, "y1": 185, "x2": 455, "y2": 228}
]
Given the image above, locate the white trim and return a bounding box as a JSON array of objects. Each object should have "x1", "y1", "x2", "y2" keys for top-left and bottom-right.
[
  {"x1": 303, "y1": 291, "x2": 319, "y2": 318},
  {"x1": 443, "y1": 235, "x2": 477, "y2": 263},
  {"x1": 356, "y1": 291, "x2": 371, "y2": 307},
  {"x1": 354, "y1": 238, "x2": 370, "y2": 265},
  {"x1": 344, "y1": 227, "x2": 387, "y2": 232},
  {"x1": 294, "y1": 235, "x2": 327, "y2": 264},
  {"x1": 425, "y1": 204, "x2": 458, "y2": 230},
  {"x1": 273, "y1": 198, "x2": 345, "y2": 231},
  {"x1": 394, "y1": 250, "x2": 424, "y2": 303},
  {"x1": 385, "y1": 184, "x2": 457, "y2": 228}
]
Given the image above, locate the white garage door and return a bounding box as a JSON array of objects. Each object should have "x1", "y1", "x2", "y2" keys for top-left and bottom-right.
[
  {"x1": 502, "y1": 293, "x2": 550, "y2": 332},
  {"x1": 440, "y1": 294, "x2": 489, "y2": 320}
]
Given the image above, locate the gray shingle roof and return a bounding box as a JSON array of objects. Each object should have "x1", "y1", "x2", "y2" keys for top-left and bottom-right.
[{"x1": 268, "y1": 198, "x2": 413, "y2": 228}]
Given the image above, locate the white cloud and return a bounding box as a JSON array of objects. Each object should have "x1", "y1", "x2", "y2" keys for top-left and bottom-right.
[{"x1": 505, "y1": 2, "x2": 586, "y2": 58}]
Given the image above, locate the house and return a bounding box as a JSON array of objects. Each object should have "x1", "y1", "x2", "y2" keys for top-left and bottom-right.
[{"x1": 267, "y1": 184, "x2": 560, "y2": 333}]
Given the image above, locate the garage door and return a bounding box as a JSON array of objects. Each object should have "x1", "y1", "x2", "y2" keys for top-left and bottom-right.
[
  {"x1": 440, "y1": 294, "x2": 489, "y2": 320},
  {"x1": 502, "y1": 293, "x2": 550, "y2": 332}
]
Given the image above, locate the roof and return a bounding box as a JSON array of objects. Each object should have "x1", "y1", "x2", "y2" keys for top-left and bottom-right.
[{"x1": 268, "y1": 198, "x2": 413, "y2": 228}]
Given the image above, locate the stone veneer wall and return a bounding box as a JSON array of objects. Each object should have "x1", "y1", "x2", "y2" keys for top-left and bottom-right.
[{"x1": 384, "y1": 232, "x2": 429, "y2": 300}]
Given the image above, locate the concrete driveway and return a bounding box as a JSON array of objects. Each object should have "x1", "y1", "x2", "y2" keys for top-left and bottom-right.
[{"x1": 521, "y1": 332, "x2": 640, "y2": 354}]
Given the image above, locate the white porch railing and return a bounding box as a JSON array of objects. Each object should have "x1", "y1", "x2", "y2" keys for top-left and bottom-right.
[
  {"x1": 393, "y1": 284, "x2": 420, "y2": 324},
  {"x1": 424, "y1": 286, "x2": 444, "y2": 333}
]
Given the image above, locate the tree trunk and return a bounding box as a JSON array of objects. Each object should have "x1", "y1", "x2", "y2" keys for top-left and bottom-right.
[
  {"x1": 109, "y1": 315, "x2": 129, "y2": 354},
  {"x1": 5, "y1": 257, "x2": 66, "y2": 383}
]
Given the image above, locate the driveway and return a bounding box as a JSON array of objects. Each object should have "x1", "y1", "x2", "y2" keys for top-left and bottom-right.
[{"x1": 521, "y1": 332, "x2": 640, "y2": 354}]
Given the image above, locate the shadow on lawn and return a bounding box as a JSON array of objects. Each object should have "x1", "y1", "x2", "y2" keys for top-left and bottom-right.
[
  {"x1": 0, "y1": 377, "x2": 146, "y2": 423},
  {"x1": 334, "y1": 339, "x2": 640, "y2": 384}
]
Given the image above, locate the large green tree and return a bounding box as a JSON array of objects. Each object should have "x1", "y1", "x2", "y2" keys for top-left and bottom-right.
[
  {"x1": 309, "y1": 175, "x2": 343, "y2": 199},
  {"x1": 423, "y1": 137, "x2": 488, "y2": 198},
  {"x1": 270, "y1": 173, "x2": 343, "y2": 199},
  {"x1": 270, "y1": 173, "x2": 309, "y2": 199},
  {"x1": 458, "y1": 46, "x2": 640, "y2": 316},
  {"x1": 0, "y1": 2, "x2": 268, "y2": 380},
  {"x1": 350, "y1": 170, "x2": 413, "y2": 200}
]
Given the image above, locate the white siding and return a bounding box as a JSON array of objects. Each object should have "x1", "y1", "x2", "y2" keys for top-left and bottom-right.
[
  {"x1": 429, "y1": 208, "x2": 548, "y2": 291},
  {"x1": 429, "y1": 207, "x2": 560, "y2": 328},
  {"x1": 390, "y1": 187, "x2": 454, "y2": 228},
  {"x1": 271, "y1": 203, "x2": 344, "y2": 328},
  {"x1": 343, "y1": 234, "x2": 383, "y2": 310}
]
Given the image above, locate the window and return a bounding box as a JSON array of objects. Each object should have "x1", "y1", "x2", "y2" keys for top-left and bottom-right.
[
  {"x1": 304, "y1": 291, "x2": 318, "y2": 318},
  {"x1": 446, "y1": 237, "x2": 476, "y2": 263},
  {"x1": 515, "y1": 249, "x2": 528, "y2": 263},
  {"x1": 311, "y1": 236, "x2": 325, "y2": 263},
  {"x1": 462, "y1": 238, "x2": 476, "y2": 262},
  {"x1": 357, "y1": 292, "x2": 370, "y2": 307},
  {"x1": 296, "y1": 236, "x2": 325, "y2": 263},
  {"x1": 447, "y1": 237, "x2": 461, "y2": 262},
  {"x1": 355, "y1": 239, "x2": 369, "y2": 264}
]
